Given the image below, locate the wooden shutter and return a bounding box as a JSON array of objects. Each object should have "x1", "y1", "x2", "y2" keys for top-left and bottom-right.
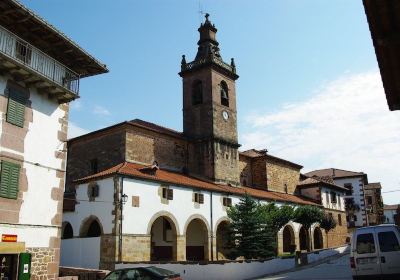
[
  {"x1": 7, "y1": 88, "x2": 27, "y2": 127},
  {"x1": 92, "y1": 184, "x2": 99, "y2": 197},
  {"x1": 167, "y1": 188, "x2": 173, "y2": 200},
  {"x1": 199, "y1": 193, "x2": 204, "y2": 204},
  {"x1": 162, "y1": 187, "x2": 167, "y2": 199},
  {"x1": 223, "y1": 197, "x2": 227, "y2": 206},
  {"x1": 0, "y1": 161, "x2": 20, "y2": 199}
]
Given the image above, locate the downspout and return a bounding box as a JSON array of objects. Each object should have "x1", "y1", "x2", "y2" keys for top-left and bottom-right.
[
  {"x1": 210, "y1": 191, "x2": 214, "y2": 261},
  {"x1": 118, "y1": 176, "x2": 124, "y2": 263}
]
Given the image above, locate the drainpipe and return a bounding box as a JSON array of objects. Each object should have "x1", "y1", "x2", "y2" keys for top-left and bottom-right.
[
  {"x1": 118, "y1": 176, "x2": 124, "y2": 263},
  {"x1": 210, "y1": 191, "x2": 214, "y2": 261}
]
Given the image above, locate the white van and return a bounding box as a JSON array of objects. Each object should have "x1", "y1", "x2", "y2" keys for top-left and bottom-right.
[{"x1": 350, "y1": 224, "x2": 400, "y2": 280}]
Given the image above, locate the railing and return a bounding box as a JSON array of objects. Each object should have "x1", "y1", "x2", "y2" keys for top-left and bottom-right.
[
  {"x1": 0, "y1": 25, "x2": 79, "y2": 95},
  {"x1": 182, "y1": 56, "x2": 236, "y2": 74}
]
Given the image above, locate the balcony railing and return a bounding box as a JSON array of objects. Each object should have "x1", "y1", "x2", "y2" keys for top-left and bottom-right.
[{"x1": 0, "y1": 25, "x2": 79, "y2": 96}]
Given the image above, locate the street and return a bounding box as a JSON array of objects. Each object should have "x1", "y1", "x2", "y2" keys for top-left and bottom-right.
[{"x1": 257, "y1": 254, "x2": 352, "y2": 280}]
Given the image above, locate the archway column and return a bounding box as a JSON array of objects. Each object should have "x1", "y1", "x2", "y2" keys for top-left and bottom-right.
[
  {"x1": 211, "y1": 235, "x2": 217, "y2": 261},
  {"x1": 176, "y1": 235, "x2": 186, "y2": 261}
]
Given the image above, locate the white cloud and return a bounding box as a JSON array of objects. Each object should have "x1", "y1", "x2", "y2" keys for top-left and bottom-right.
[
  {"x1": 68, "y1": 122, "x2": 90, "y2": 139},
  {"x1": 92, "y1": 105, "x2": 111, "y2": 116},
  {"x1": 241, "y1": 71, "x2": 400, "y2": 204}
]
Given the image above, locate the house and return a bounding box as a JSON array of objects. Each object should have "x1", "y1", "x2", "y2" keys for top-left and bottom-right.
[
  {"x1": 384, "y1": 204, "x2": 400, "y2": 225},
  {"x1": 364, "y1": 182, "x2": 384, "y2": 225},
  {"x1": 305, "y1": 168, "x2": 368, "y2": 230},
  {"x1": 61, "y1": 14, "x2": 347, "y2": 270},
  {"x1": 0, "y1": 0, "x2": 107, "y2": 279}
]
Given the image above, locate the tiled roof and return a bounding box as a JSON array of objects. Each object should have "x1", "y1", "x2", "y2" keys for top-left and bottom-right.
[
  {"x1": 384, "y1": 204, "x2": 400, "y2": 211},
  {"x1": 365, "y1": 182, "x2": 382, "y2": 190},
  {"x1": 240, "y1": 149, "x2": 303, "y2": 169},
  {"x1": 305, "y1": 168, "x2": 365, "y2": 179},
  {"x1": 297, "y1": 175, "x2": 348, "y2": 192},
  {"x1": 129, "y1": 119, "x2": 183, "y2": 138},
  {"x1": 75, "y1": 162, "x2": 318, "y2": 206}
]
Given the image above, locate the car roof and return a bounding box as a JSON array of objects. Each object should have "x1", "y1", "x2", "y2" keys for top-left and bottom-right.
[{"x1": 356, "y1": 224, "x2": 397, "y2": 231}]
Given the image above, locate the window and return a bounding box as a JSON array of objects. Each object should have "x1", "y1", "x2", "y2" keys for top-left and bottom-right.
[
  {"x1": 220, "y1": 81, "x2": 229, "y2": 107},
  {"x1": 330, "y1": 192, "x2": 337, "y2": 204},
  {"x1": 162, "y1": 187, "x2": 173, "y2": 200},
  {"x1": 194, "y1": 192, "x2": 204, "y2": 204},
  {"x1": 366, "y1": 196, "x2": 372, "y2": 205},
  {"x1": 356, "y1": 233, "x2": 375, "y2": 254},
  {"x1": 90, "y1": 159, "x2": 98, "y2": 174},
  {"x1": 378, "y1": 231, "x2": 400, "y2": 252},
  {"x1": 344, "y1": 183, "x2": 353, "y2": 196},
  {"x1": 223, "y1": 197, "x2": 232, "y2": 207},
  {"x1": 325, "y1": 192, "x2": 329, "y2": 204},
  {"x1": 354, "y1": 215, "x2": 358, "y2": 222},
  {"x1": 0, "y1": 161, "x2": 20, "y2": 199},
  {"x1": 6, "y1": 87, "x2": 27, "y2": 127},
  {"x1": 338, "y1": 195, "x2": 341, "y2": 208},
  {"x1": 338, "y1": 214, "x2": 342, "y2": 226},
  {"x1": 284, "y1": 184, "x2": 288, "y2": 194},
  {"x1": 192, "y1": 80, "x2": 203, "y2": 105}
]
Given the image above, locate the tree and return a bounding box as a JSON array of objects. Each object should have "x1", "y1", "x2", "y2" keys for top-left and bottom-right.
[
  {"x1": 259, "y1": 203, "x2": 294, "y2": 255},
  {"x1": 319, "y1": 213, "x2": 337, "y2": 248},
  {"x1": 227, "y1": 194, "x2": 275, "y2": 259},
  {"x1": 293, "y1": 205, "x2": 324, "y2": 251}
]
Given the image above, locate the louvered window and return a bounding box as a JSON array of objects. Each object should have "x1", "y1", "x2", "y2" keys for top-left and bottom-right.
[
  {"x1": 194, "y1": 193, "x2": 204, "y2": 204},
  {"x1": 0, "y1": 161, "x2": 20, "y2": 199},
  {"x1": 6, "y1": 88, "x2": 27, "y2": 127}
]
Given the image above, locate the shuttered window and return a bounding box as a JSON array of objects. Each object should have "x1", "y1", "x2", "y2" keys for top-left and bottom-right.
[
  {"x1": 0, "y1": 161, "x2": 20, "y2": 199},
  {"x1": 6, "y1": 88, "x2": 27, "y2": 127}
]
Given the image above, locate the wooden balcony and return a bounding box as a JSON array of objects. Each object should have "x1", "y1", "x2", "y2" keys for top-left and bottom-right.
[{"x1": 0, "y1": 25, "x2": 79, "y2": 103}]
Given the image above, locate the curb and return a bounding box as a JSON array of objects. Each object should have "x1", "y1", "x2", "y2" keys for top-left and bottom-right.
[{"x1": 247, "y1": 247, "x2": 350, "y2": 280}]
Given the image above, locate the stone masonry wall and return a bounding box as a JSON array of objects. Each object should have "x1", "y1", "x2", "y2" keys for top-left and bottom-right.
[
  {"x1": 238, "y1": 155, "x2": 252, "y2": 186},
  {"x1": 325, "y1": 209, "x2": 349, "y2": 248},
  {"x1": 26, "y1": 247, "x2": 58, "y2": 280},
  {"x1": 266, "y1": 157, "x2": 301, "y2": 194},
  {"x1": 252, "y1": 157, "x2": 267, "y2": 188}
]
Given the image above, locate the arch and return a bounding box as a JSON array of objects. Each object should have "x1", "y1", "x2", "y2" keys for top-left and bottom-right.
[
  {"x1": 216, "y1": 219, "x2": 231, "y2": 260},
  {"x1": 150, "y1": 215, "x2": 178, "y2": 261},
  {"x1": 61, "y1": 221, "x2": 73, "y2": 239},
  {"x1": 282, "y1": 225, "x2": 296, "y2": 253},
  {"x1": 185, "y1": 218, "x2": 209, "y2": 261},
  {"x1": 313, "y1": 227, "x2": 323, "y2": 250},
  {"x1": 220, "y1": 81, "x2": 229, "y2": 107},
  {"x1": 183, "y1": 214, "x2": 211, "y2": 236},
  {"x1": 79, "y1": 215, "x2": 103, "y2": 237},
  {"x1": 192, "y1": 80, "x2": 203, "y2": 105},
  {"x1": 299, "y1": 226, "x2": 310, "y2": 251},
  {"x1": 147, "y1": 211, "x2": 180, "y2": 235}
]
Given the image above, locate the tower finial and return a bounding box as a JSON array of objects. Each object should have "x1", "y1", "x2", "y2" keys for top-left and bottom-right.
[{"x1": 205, "y1": 13, "x2": 210, "y2": 21}]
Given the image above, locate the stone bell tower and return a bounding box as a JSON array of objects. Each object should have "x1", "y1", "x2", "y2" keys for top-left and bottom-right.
[{"x1": 179, "y1": 14, "x2": 240, "y2": 186}]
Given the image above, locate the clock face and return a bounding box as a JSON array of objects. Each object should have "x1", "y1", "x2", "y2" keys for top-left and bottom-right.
[{"x1": 222, "y1": 110, "x2": 229, "y2": 120}]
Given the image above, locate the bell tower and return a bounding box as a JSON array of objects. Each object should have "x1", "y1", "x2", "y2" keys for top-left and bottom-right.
[{"x1": 179, "y1": 14, "x2": 240, "y2": 186}]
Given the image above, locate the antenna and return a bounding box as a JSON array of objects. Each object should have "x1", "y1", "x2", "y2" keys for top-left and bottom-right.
[{"x1": 198, "y1": 0, "x2": 206, "y2": 24}]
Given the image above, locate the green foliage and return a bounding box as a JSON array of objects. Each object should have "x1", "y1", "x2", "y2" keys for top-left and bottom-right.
[
  {"x1": 227, "y1": 194, "x2": 276, "y2": 259},
  {"x1": 320, "y1": 213, "x2": 337, "y2": 233},
  {"x1": 293, "y1": 205, "x2": 324, "y2": 230},
  {"x1": 259, "y1": 203, "x2": 295, "y2": 233}
]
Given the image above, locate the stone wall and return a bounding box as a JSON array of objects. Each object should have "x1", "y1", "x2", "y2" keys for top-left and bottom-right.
[
  {"x1": 324, "y1": 209, "x2": 349, "y2": 248},
  {"x1": 121, "y1": 235, "x2": 151, "y2": 262},
  {"x1": 266, "y1": 157, "x2": 301, "y2": 194},
  {"x1": 252, "y1": 157, "x2": 267, "y2": 188},
  {"x1": 238, "y1": 155, "x2": 252, "y2": 186},
  {"x1": 66, "y1": 128, "x2": 126, "y2": 192},
  {"x1": 26, "y1": 247, "x2": 58, "y2": 280}
]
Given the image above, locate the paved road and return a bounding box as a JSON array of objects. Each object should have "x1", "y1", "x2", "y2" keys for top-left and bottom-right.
[{"x1": 257, "y1": 254, "x2": 352, "y2": 280}]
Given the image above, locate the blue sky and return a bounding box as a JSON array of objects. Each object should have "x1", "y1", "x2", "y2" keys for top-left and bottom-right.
[{"x1": 22, "y1": 0, "x2": 400, "y2": 204}]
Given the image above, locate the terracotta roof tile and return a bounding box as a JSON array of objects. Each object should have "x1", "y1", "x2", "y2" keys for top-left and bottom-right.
[
  {"x1": 384, "y1": 204, "x2": 400, "y2": 211},
  {"x1": 305, "y1": 168, "x2": 365, "y2": 179},
  {"x1": 76, "y1": 162, "x2": 318, "y2": 206},
  {"x1": 297, "y1": 175, "x2": 348, "y2": 192}
]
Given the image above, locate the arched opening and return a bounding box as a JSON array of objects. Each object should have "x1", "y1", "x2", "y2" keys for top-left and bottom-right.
[
  {"x1": 282, "y1": 225, "x2": 296, "y2": 253},
  {"x1": 186, "y1": 218, "x2": 209, "y2": 261},
  {"x1": 313, "y1": 227, "x2": 323, "y2": 250},
  {"x1": 192, "y1": 80, "x2": 203, "y2": 105},
  {"x1": 220, "y1": 81, "x2": 229, "y2": 107},
  {"x1": 299, "y1": 226, "x2": 309, "y2": 251},
  {"x1": 80, "y1": 216, "x2": 103, "y2": 237},
  {"x1": 62, "y1": 222, "x2": 73, "y2": 239},
  {"x1": 150, "y1": 216, "x2": 178, "y2": 261},
  {"x1": 216, "y1": 220, "x2": 231, "y2": 260}
]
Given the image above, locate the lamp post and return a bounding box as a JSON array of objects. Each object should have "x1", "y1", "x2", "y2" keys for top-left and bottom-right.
[{"x1": 118, "y1": 176, "x2": 128, "y2": 263}]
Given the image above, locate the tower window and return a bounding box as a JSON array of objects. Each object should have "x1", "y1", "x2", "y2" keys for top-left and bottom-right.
[
  {"x1": 220, "y1": 81, "x2": 229, "y2": 107},
  {"x1": 192, "y1": 80, "x2": 203, "y2": 105}
]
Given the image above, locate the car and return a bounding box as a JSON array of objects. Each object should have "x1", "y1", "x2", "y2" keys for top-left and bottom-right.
[
  {"x1": 350, "y1": 224, "x2": 400, "y2": 280},
  {"x1": 103, "y1": 266, "x2": 182, "y2": 280}
]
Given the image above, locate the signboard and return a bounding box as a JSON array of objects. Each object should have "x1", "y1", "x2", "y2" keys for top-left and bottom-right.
[{"x1": 1, "y1": 234, "x2": 17, "y2": 242}]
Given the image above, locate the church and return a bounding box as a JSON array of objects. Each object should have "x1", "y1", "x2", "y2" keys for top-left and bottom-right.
[{"x1": 61, "y1": 14, "x2": 347, "y2": 270}]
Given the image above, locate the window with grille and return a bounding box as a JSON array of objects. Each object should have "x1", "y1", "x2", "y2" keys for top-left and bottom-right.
[
  {"x1": 162, "y1": 187, "x2": 173, "y2": 200},
  {"x1": 0, "y1": 161, "x2": 20, "y2": 199},
  {"x1": 194, "y1": 192, "x2": 204, "y2": 204},
  {"x1": 223, "y1": 197, "x2": 232, "y2": 207}
]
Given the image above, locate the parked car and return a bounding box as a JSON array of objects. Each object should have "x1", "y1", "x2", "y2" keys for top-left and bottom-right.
[
  {"x1": 103, "y1": 266, "x2": 182, "y2": 280},
  {"x1": 350, "y1": 224, "x2": 400, "y2": 280}
]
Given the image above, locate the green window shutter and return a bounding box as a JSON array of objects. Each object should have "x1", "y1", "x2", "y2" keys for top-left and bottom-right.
[
  {"x1": 6, "y1": 88, "x2": 27, "y2": 127},
  {"x1": 0, "y1": 161, "x2": 20, "y2": 199}
]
